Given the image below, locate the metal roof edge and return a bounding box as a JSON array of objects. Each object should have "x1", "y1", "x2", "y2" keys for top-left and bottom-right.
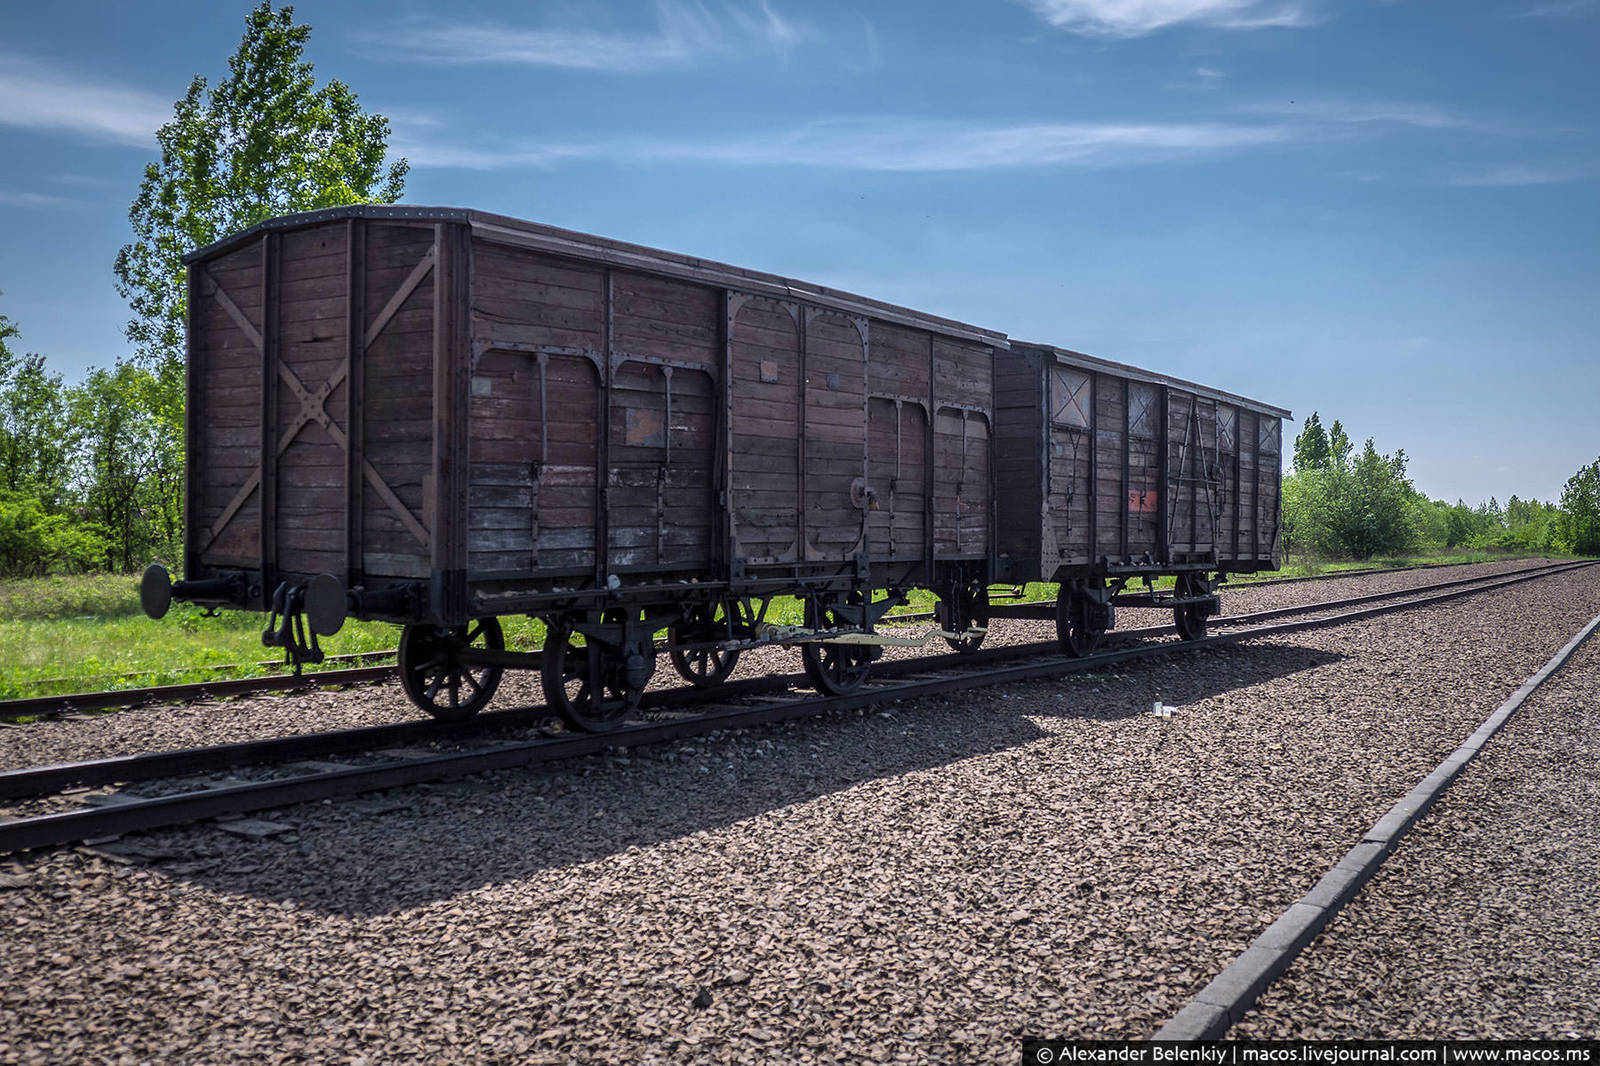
[
  {"x1": 183, "y1": 204, "x2": 1009, "y2": 347},
  {"x1": 1009, "y1": 340, "x2": 1292, "y2": 420}
]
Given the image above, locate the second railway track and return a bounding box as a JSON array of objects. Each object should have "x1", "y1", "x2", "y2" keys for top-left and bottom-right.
[
  {"x1": 0, "y1": 556, "x2": 1572, "y2": 722},
  {"x1": 1, "y1": 557, "x2": 1590, "y2": 856}
]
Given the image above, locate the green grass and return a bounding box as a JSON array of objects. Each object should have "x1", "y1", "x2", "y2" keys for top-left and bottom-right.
[
  {"x1": 1222, "y1": 548, "x2": 1550, "y2": 585},
  {"x1": 0, "y1": 550, "x2": 1547, "y2": 702}
]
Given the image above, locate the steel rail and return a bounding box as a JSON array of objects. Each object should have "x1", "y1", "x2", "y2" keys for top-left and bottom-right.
[
  {"x1": 0, "y1": 558, "x2": 1590, "y2": 855},
  {"x1": 0, "y1": 558, "x2": 1570, "y2": 722},
  {"x1": 4, "y1": 559, "x2": 1586, "y2": 803}
]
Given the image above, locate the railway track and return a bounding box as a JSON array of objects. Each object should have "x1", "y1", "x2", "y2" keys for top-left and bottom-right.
[
  {"x1": 1, "y1": 557, "x2": 1589, "y2": 856},
  {"x1": 0, "y1": 557, "x2": 1563, "y2": 722}
]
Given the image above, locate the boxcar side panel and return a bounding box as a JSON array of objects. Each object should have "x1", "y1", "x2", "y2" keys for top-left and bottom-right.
[
  {"x1": 803, "y1": 311, "x2": 869, "y2": 559},
  {"x1": 1214, "y1": 404, "x2": 1240, "y2": 563},
  {"x1": 471, "y1": 241, "x2": 603, "y2": 351},
  {"x1": 866, "y1": 322, "x2": 932, "y2": 565},
  {"x1": 992, "y1": 347, "x2": 1043, "y2": 578},
  {"x1": 932, "y1": 339, "x2": 993, "y2": 556},
  {"x1": 192, "y1": 241, "x2": 266, "y2": 572},
  {"x1": 609, "y1": 270, "x2": 720, "y2": 569},
  {"x1": 1094, "y1": 373, "x2": 1126, "y2": 564},
  {"x1": 1126, "y1": 380, "x2": 1162, "y2": 560},
  {"x1": 273, "y1": 224, "x2": 351, "y2": 580},
  {"x1": 361, "y1": 223, "x2": 440, "y2": 579},
  {"x1": 1238, "y1": 410, "x2": 1259, "y2": 563},
  {"x1": 468, "y1": 347, "x2": 601, "y2": 575},
  {"x1": 1163, "y1": 388, "x2": 1220, "y2": 558},
  {"x1": 867, "y1": 398, "x2": 928, "y2": 564},
  {"x1": 729, "y1": 296, "x2": 802, "y2": 564},
  {"x1": 1256, "y1": 414, "x2": 1283, "y2": 564},
  {"x1": 1045, "y1": 360, "x2": 1094, "y2": 567},
  {"x1": 607, "y1": 357, "x2": 717, "y2": 569}
]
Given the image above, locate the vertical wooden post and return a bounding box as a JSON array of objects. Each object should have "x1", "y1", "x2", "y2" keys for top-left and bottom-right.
[
  {"x1": 184, "y1": 267, "x2": 203, "y2": 585},
  {"x1": 597, "y1": 269, "x2": 613, "y2": 586},
  {"x1": 796, "y1": 307, "x2": 808, "y2": 564},
  {"x1": 1235, "y1": 406, "x2": 1248, "y2": 560},
  {"x1": 924, "y1": 334, "x2": 936, "y2": 577},
  {"x1": 1087, "y1": 370, "x2": 1098, "y2": 567},
  {"x1": 1119, "y1": 378, "x2": 1130, "y2": 562},
  {"x1": 1157, "y1": 386, "x2": 1170, "y2": 566},
  {"x1": 344, "y1": 218, "x2": 366, "y2": 591},
  {"x1": 719, "y1": 292, "x2": 735, "y2": 579},
  {"x1": 259, "y1": 233, "x2": 279, "y2": 599},
  {"x1": 430, "y1": 222, "x2": 471, "y2": 623}
]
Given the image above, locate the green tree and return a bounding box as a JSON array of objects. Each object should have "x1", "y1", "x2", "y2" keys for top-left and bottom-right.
[
  {"x1": 110, "y1": 2, "x2": 406, "y2": 573},
  {"x1": 1292, "y1": 411, "x2": 1331, "y2": 472},
  {"x1": 71, "y1": 364, "x2": 169, "y2": 572},
  {"x1": 1327, "y1": 419, "x2": 1352, "y2": 470},
  {"x1": 1558, "y1": 458, "x2": 1600, "y2": 555},
  {"x1": 115, "y1": 1, "x2": 408, "y2": 375},
  {"x1": 0, "y1": 301, "x2": 77, "y2": 510}
]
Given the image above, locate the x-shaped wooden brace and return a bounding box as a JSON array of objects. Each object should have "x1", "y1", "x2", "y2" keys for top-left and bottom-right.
[
  {"x1": 1052, "y1": 367, "x2": 1089, "y2": 425},
  {"x1": 200, "y1": 245, "x2": 436, "y2": 554},
  {"x1": 1129, "y1": 387, "x2": 1154, "y2": 436}
]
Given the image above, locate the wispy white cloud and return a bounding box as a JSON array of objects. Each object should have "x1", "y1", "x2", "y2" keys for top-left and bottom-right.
[
  {"x1": 0, "y1": 189, "x2": 80, "y2": 209},
  {"x1": 1244, "y1": 99, "x2": 1476, "y2": 130},
  {"x1": 396, "y1": 116, "x2": 1292, "y2": 172},
  {"x1": 373, "y1": 0, "x2": 810, "y2": 72},
  {"x1": 1513, "y1": 0, "x2": 1598, "y2": 17},
  {"x1": 1022, "y1": 0, "x2": 1318, "y2": 37},
  {"x1": 1449, "y1": 163, "x2": 1591, "y2": 187},
  {"x1": 0, "y1": 54, "x2": 169, "y2": 147}
]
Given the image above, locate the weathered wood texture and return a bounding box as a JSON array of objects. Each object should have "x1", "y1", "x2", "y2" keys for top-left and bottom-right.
[
  {"x1": 804, "y1": 311, "x2": 869, "y2": 559},
  {"x1": 192, "y1": 241, "x2": 266, "y2": 570},
  {"x1": 932, "y1": 339, "x2": 993, "y2": 556},
  {"x1": 992, "y1": 347, "x2": 1043, "y2": 570},
  {"x1": 994, "y1": 343, "x2": 1284, "y2": 580},
  {"x1": 186, "y1": 208, "x2": 1284, "y2": 623},
  {"x1": 360, "y1": 223, "x2": 438, "y2": 579},
  {"x1": 729, "y1": 295, "x2": 801, "y2": 563}
]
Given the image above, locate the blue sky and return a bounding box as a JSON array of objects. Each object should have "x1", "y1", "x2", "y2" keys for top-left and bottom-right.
[{"x1": 1, "y1": 0, "x2": 1596, "y2": 505}]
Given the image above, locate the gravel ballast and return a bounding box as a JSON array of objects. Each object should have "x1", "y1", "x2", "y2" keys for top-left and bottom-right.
[
  {"x1": 0, "y1": 563, "x2": 1595, "y2": 1063},
  {"x1": 0, "y1": 557, "x2": 1562, "y2": 772},
  {"x1": 1230, "y1": 618, "x2": 1600, "y2": 1039}
]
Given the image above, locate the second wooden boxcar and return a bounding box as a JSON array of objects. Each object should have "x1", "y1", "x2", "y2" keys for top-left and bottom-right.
[{"x1": 992, "y1": 342, "x2": 1287, "y2": 652}]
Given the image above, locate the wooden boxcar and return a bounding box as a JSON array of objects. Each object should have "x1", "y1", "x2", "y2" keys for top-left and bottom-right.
[
  {"x1": 145, "y1": 205, "x2": 1007, "y2": 729},
  {"x1": 992, "y1": 342, "x2": 1287, "y2": 652}
]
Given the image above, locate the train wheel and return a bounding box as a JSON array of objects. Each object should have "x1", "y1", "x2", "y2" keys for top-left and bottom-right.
[
  {"x1": 1054, "y1": 590, "x2": 1101, "y2": 658},
  {"x1": 1174, "y1": 575, "x2": 1210, "y2": 642},
  {"x1": 398, "y1": 617, "x2": 504, "y2": 721},
  {"x1": 936, "y1": 587, "x2": 988, "y2": 655},
  {"x1": 801, "y1": 640, "x2": 873, "y2": 697},
  {"x1": 668, "y1": 604, "x2": 741, "y2": 688},
  {"x1": 1174, "y1": 601, "x2": 1208, "y2": 641},
  {"x1": 541, "y1": 622, "x2": 631, "y2": 733}
]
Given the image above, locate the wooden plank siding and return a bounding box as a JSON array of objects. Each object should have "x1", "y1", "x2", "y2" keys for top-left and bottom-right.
[
  {"x1": 181, "y1": 206, "x2": 1292, "y2": 629},
  {"x1": 803, "y1": 311, "x2": 869, "y2": 560},
  {"x1": 931, "y1": 338, "x2": 993, "y2": 557},
  {"x1": 360, "y1": 223, "x2": 438, "y2": 579},
  {"x1": 992, "y1": 342, "x2": 1285, "y2": 582},
  {"x1": 991, "y1": 346, "x2": 1043, "y2": 578},
  {"x1": 728, "y1": 296, "x2": 802, "y2": 564},
  {"x1": 192, "y1": 241, "x2": 265, "y2": 571}
]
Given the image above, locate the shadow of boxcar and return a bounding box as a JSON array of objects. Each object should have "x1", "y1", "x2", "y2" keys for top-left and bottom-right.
[{"x1": 146, "y1": 640, "x2": 1341, "y2": 916}]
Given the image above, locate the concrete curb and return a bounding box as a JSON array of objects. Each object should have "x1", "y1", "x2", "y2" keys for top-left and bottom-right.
[{"x1": 1152, "y1": 607, "x2": 1600, "y2": 1041}]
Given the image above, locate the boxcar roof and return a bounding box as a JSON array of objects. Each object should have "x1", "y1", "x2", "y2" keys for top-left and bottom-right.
[
  {"x1": 185, "y1": 204, "x2": 1009, "y2": 347},
  {"x1": 1013, "y1": 340, "x2": 1292, "y2": 420}
]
